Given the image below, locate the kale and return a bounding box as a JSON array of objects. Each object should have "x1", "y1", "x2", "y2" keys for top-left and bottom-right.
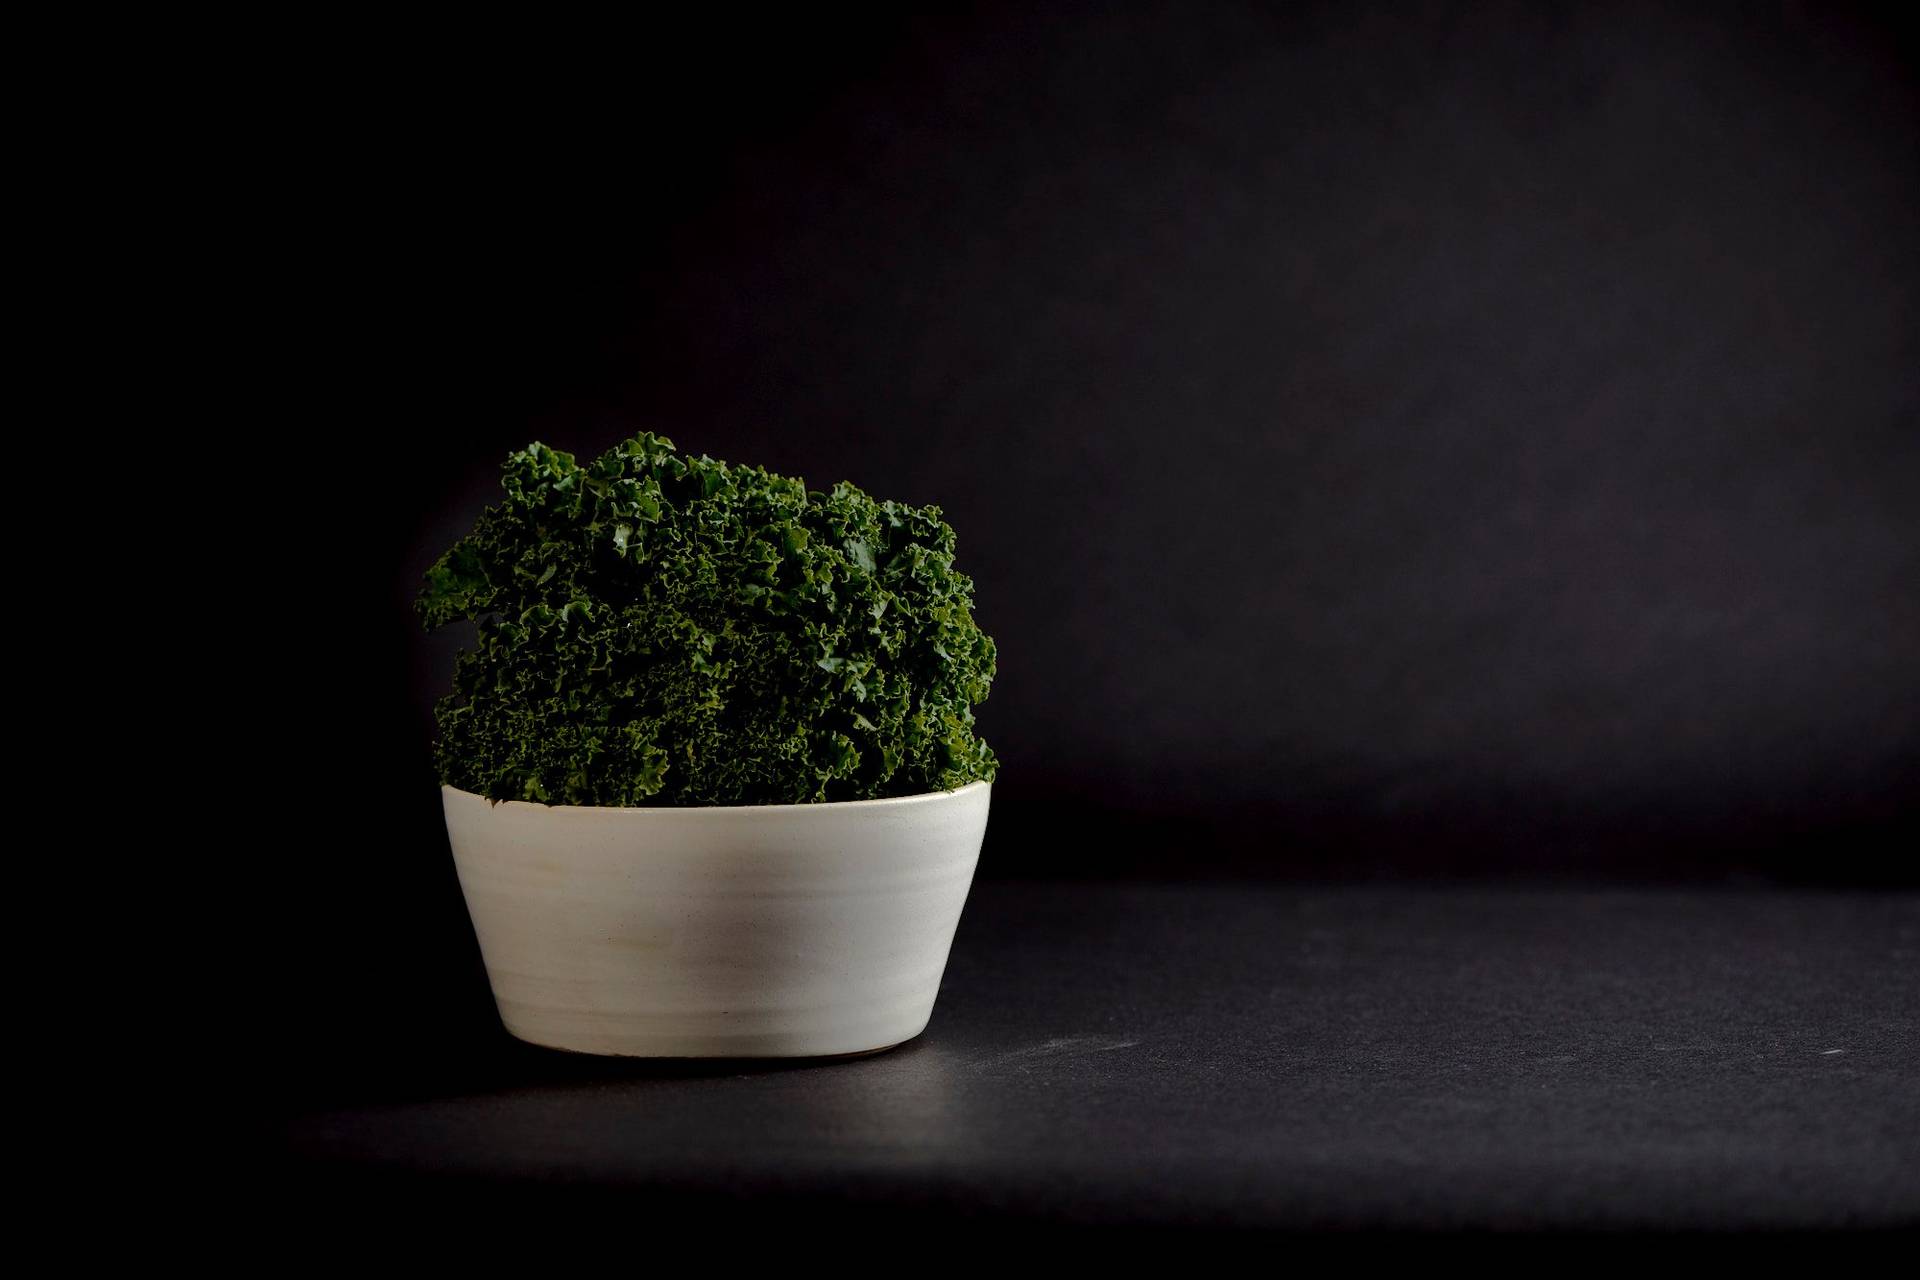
[{"x1": 417, "y1": 433, "x2": 997, "y2": 806}]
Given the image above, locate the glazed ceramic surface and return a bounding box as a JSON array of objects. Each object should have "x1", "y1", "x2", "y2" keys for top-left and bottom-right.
[{"x1": 442, "y1": 781, "x2": 991, "y2": 1058}]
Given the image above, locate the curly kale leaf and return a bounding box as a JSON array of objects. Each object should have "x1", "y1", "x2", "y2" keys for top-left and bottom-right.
[{"x1": 417, "y1": 433, "x2": 997, "y2": 806}]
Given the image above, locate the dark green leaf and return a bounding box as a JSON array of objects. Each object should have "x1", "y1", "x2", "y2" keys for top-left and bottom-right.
[{"x1": 415, "y1": 433, "x2": 997, "y2": 806}]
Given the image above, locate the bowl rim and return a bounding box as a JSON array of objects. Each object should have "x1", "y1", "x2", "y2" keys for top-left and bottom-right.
[{"x1": 441, "y1": 778, "x2": 991, "y2": 817}]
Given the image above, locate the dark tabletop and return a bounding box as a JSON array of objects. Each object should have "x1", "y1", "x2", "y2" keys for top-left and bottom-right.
[{"x1": 283, "y1": 883, "x2": 1918, "y2": 1233}]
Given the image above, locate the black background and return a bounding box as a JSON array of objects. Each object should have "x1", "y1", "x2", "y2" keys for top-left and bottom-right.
[{"x1": 296, "y1": 1, "x2": 1918, "y2": 1106}]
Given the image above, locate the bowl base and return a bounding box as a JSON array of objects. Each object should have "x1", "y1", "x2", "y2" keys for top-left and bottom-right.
[{"x1": 503, "y1": 1027, "x2": 921, "y2": 1062}]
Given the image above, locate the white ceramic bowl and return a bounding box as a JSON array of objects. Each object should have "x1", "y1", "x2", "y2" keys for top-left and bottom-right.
[{"x1": 442, "y1": 780, "x2": 991, "y2": 1058}]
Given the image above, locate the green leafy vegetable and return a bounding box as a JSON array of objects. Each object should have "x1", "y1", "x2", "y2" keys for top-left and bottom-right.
[{"x1": 417, "y1": 433, "x2": 997, "y2": 806}]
